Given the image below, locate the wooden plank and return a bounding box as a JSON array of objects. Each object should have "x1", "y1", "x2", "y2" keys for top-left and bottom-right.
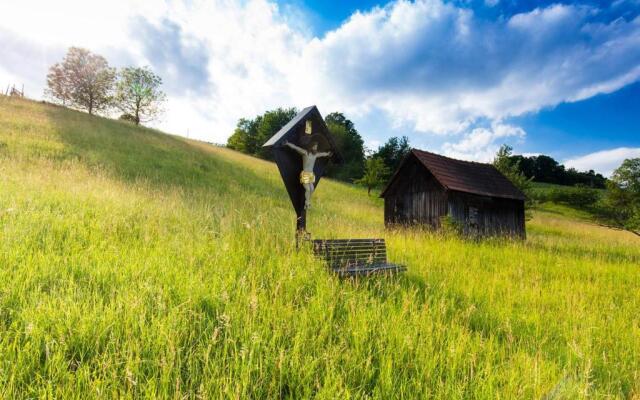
[
  {"x1": 313, "y1": 238, "x2": 384, "y2": 243},
  {"x1": 318, "y1": 242, "x2": 385, "y2": 247},
  {"x1": 317, "y1": 245, "x2": 383, "y2": 250},
  {"x1": 321, "y1": 250, "x2": 385, "y2": 256},
  {"x1": 333, "y1": 263, "x2": 407, "y2": 277},
  {"x1": 322, "y1": 249, "x2": 386, "y2": 255},
  {"x1": 322, "y1": 250, "x2": 386, "y2": 255}
]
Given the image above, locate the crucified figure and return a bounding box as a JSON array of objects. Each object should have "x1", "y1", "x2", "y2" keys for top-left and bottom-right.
[{"x1": 283, "y1": 140, "x2": 332, "y2": 209}]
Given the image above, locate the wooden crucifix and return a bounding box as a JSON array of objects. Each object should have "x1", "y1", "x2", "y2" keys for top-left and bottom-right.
[{"x1": 262, "y1": 106, "x2": 342, "y2": 245}]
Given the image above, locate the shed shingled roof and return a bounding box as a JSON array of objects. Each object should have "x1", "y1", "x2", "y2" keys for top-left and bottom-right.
[{"x1": 381, "y1": 149, "x2": 526, "y2": 201}]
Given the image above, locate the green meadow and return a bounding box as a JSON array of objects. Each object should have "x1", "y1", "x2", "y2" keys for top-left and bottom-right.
[{"x1": 0, "y1": 97, "x2": 639, "y2": 399}]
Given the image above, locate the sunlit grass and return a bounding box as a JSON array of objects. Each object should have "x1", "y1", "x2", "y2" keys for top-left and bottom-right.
[{"x1": 0, "y1": 97, "x2": 639, "y2": 398}]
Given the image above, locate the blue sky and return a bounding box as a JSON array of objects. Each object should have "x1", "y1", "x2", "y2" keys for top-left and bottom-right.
[
  {"x1": 514, "y1": 81, "x2": 640, "y2": 157},
  {"x1": 1, "y1": 0, "x2": 639, "y2": 175},
  {"x1": 280, "y1": 0, "x2": 640, "y2": 174}
]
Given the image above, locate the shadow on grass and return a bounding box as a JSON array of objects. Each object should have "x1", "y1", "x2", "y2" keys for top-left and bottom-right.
[
  {"x1": 44, "y1": 105, "x2": 283, "y2": 200},
  {"x1": 42, "y1": 105, "x2": 393, "y2": 241}
]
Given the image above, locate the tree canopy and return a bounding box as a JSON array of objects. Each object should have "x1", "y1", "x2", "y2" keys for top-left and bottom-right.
[
  {"x1": 599, "y1": 158, "x2": 640, "y2": 236},
  {"x1": 323, "y1": 112, "x2": 365, "y2": 182},
  {"x1": 372, "y1": 136, "x2": 411, "y2": 181},
  {"x1": 355, "y1": 157, "x2": 389, "y2": 195},
  {"x1": 226, "y1": 108, "x2": 297, "y2": 161},
  {"x1": 493, "y1": 145, "x2": 533, "y2": 197},
  {"x1": 114, "y1": 66, "x2": 166, "y2": 125},
  {"x1": 509, "y1": 153, "x2": 606, "y2": 188},
  {"x1": 227, "y1": 109, "x2": 366, "y2": 182},
  {"x1": 46, "y1": 47, "x2": 115, "y2": 115}
]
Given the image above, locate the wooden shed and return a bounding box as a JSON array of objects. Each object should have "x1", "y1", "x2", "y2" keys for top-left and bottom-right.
[{"x1": 381, "y1": 149, "x2": 526, "y2": 238}]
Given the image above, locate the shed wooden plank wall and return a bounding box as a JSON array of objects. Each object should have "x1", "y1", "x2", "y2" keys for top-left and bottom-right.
[
  {"x1": 448, "y1": 192, "x2": 525, "y2": 238},
  {"x1": 383, "y1": 158, "x2": 447, "y2": 227},
  {"x1": 382, "y1": 151, "x2": 526, "y2": 238}
]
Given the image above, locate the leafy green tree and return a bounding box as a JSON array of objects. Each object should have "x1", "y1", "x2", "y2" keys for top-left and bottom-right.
[
  {"x1": 46, "y1": 47, "x2": 115, "y2": 115},
  {"x1": 227, "y1": 117, "x2": 261, "y2": 154},
  {"x1": 255, "y1": 108, "x2": 298, "y2": 160},
  {"x1": 114, "y1": 66, "x2": 166, "y2": 125},
  {"x1": 599, "y1": 158, "x2": 640, "y2": 236},
  {"x1": 532, "y1": 155, "x2": 563, "y2": 183},
  {"x1": 226, "y1": 108, "x2": 296, "y2": 160},
  {"x1": 493, "y1": 145, "x2": 533, "y2": 207},
  {"x1": 373, "y1": 136, "x2": 411, "y2": 180},
  {"x1": 226, "y1": 108, "x2": 366, "y2": 181},
  {"x1": 324, "y1": 112, "x2": 365, "y2": 182},
  {"x1": 509, "y1": 153, "x2": 606, "y2": 187},
  {"x1": 355, "y1": 157, "x2": 390, "y2": 195},
  {"x1": 45, "y1": 62, "x2": 71, "y2": 106}
]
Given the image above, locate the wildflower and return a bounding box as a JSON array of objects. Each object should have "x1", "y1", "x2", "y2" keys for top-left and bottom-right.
[
  {"x1": 217, "y1": 313, "x2": 231, "y2": 329},
  {"x1": 125, "y1": 368, "x2": 137, "y2": 387},
  {"x1": 249, "y1": 294, "x2": 258, "y2": 312}
]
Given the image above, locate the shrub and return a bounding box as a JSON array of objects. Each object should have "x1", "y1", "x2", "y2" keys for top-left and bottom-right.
[{"x1": 530, "y1": 185, "x2": 600, "y2": 208}]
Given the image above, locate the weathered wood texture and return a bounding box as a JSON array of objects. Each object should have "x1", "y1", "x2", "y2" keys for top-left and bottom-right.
[
  {"x1": 262, "y1": 106, "x2": 343, "y2": 234},
  {"x1": 383, "y1": 157, "x2": 447, "y2": 227},
  {"x1": 381, "y1": 150, "x2": 526, "y2": 238},
  {"x1": 312, "y1": 239, "x2": 406, "y2": 277},
  {"x1": 448, "y1": 192, "x2": 526, "y2": 238}
]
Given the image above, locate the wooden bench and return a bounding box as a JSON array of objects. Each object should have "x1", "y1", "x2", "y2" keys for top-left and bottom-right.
[{"x1": 312, "y1": 238, "x2": 407, "y2": 277}]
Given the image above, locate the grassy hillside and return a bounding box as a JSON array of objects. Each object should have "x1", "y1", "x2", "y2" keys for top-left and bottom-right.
[{"x1": 1, "y1": 97, "x2": 639, "y2": 399}]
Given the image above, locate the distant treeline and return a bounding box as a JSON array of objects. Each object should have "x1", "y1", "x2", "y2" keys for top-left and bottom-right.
[
  {"x1": 507, "y1": 154, "x2": 606, "y2": 188},
  {"x1": 227, "y1": 108, "x2": 607, "y2": 191},
  {"x1": 496, "y1": 145, "x2": 640, "y2": 236},
  {"x1": 226, "y1": 108, "x2": 410, "y2": 186}
]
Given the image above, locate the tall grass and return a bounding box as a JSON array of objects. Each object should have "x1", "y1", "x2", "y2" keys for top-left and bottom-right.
[{"x1": 0, "y1": 97, "x2": 639, "y2": 399}]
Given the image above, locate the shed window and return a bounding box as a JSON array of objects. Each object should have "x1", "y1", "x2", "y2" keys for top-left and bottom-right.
[{"x1": 469, "y1": 206, "x2": 479, "y2": 226}]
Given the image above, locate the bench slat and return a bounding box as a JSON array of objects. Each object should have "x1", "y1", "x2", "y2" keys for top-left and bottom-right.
[
  {"x1": 334, "y1": 263, "x2": 407, "y2": 277},
  {"x1": 318, "y1": 246, "x2": 386, "y2": 251},
  {"x1": 315, "y1": 250, "x2": 385, "y2": 255},
  {"x1": 315, "y1": 243, "x2": 384, "y2": 247},
  {"x1": 313, "y1": 239, "x2": 385, "y2": 243},
  {"x1": 312, "y1": 238, "x2": 405, "y2": 277}
]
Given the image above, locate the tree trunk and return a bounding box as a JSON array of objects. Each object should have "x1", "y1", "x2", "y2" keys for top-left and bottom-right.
[
  {"x1": 367, "y1": 186, "x2": 372, "y2": 196},
  {"x1": 135, "y1": 98, "x2": 141, "y2": 125}
]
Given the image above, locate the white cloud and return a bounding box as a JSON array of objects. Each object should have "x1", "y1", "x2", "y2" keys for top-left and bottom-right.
[
  {"x1": 565, "y1": 147, "x2": 640, "y2": 177},
  {"x1": 0, "y1": 0, "x2": 305, "y2": 143},
  {"x1": 298, "y1": 2, "x2": 640, "y2": 138},
  {"x1": 442, "y1": 122, "x2": 525, "y2": 162},
  {"x1": 1, "y1": 0, "x2": 639, "y2": 157}
]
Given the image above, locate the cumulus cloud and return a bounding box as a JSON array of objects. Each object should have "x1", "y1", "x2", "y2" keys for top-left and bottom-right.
[
  {"x1": 0, "y1": 0, "x2": 305, "y2": 142},
  {"x1": 442, "y1": 121, "x2": 525, "y2": 161},
  {"x1": 1, "y1": 0, "x2": 639, "y2": 155},
  {"x1": 297, "y1": 1, "x2": 640, "y2": 137},
  {"x1": 134, "y1": 17, "x2": 212, "y2": 96},
  {"x1": 565, "y1": 147, "x2": 640, "y2": 177}
]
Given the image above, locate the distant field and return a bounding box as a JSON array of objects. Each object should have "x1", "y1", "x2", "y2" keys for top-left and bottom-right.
[{"x1": 1, "y1": 97, "x2": 639, "y2": 399}]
